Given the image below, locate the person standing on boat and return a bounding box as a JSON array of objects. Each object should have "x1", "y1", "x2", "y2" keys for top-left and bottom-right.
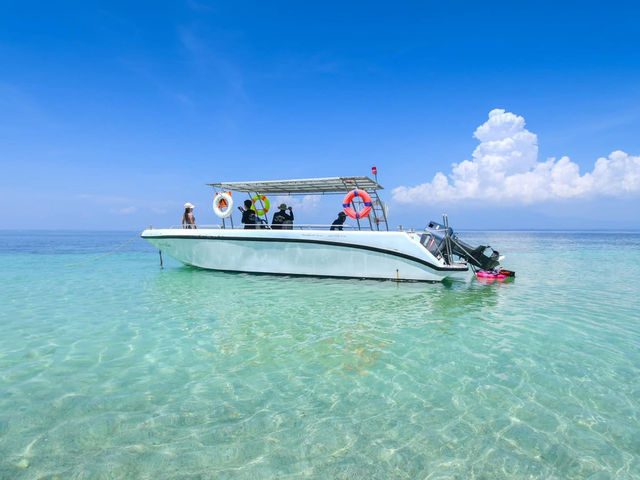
[
  {"x1": 330, "y1": 212, "x2": 347, "y2": 231},
  {"x1": 182, "y1": 203, "x2": 196, "y2": 229},
  {"x1": 239, "y1": 199, "x2": 257, "y2": 229},
  {"x1": 271, "y1": 203, "x2": 294, "y2": 230}
]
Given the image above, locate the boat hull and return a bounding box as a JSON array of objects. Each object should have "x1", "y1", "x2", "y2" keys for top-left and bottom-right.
[{"x1": 141, "y1": 229, "x2": 471, "y2": 282}]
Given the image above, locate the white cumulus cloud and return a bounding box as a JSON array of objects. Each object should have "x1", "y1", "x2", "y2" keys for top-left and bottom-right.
[
  {"x1": 109, "y1": 206, "x2": 137, "y2": 215},
  {"x1": 274, "y1": 194, "x2": 321, "y2": 212},
  {"x1": 392, "y1": 109, "x2": 640, "y2": 205}
]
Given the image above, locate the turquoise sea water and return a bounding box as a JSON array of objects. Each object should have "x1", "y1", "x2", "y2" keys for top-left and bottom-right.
[{"x1": 1, "y1": 230, "x2": 639, "y2": 479}]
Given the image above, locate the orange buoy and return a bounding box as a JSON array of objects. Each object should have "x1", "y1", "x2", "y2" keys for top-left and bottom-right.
[{"x1": 342, "y1": 189, "x2": 372, "y2": 219}]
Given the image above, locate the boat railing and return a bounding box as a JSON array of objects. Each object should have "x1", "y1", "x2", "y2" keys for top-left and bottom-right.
[{"x1": 165, "y1": 224, "x2": 362, "y2": 231}]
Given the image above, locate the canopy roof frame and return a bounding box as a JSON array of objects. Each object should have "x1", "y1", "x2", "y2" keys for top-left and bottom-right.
[
  {"x1": 207, "y1": 176, "x2": 383, "y2": 195},
  {"x1": 208, "y1": 176, "x2": 388, "y2": 231}
]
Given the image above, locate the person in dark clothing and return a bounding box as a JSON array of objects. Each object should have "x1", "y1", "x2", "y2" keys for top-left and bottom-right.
[
  {"x1": 271, "y1": 203, "x2": 294, "y2": 230},
  {"x1": 330, "y1": 211, "x2": 347, "y2": 231},
  {"x1": 239, "y1": 199, "x2": 257, "y2": 229}
]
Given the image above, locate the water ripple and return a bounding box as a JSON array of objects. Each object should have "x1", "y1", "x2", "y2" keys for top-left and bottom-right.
[{"x1": 1, "y1": 231, "x2": 639, "y2": 478}]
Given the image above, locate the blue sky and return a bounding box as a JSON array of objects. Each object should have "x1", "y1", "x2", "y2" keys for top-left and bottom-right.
[{"x1": 1, "y1": 1, "x2": 639, "y2": 229}]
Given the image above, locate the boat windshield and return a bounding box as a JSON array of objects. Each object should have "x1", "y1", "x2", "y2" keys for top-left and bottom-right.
[{"x1": 419, "y1": 231, "x2": 446, "y2": 259}]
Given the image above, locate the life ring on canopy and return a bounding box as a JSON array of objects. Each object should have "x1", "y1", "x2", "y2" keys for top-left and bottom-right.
[
  {"x1": 342, "y1": 189, "x2": 372, "y2": 219},
  {"x1": 213, "y1": 191, "x2": 233, "y2": 218},
  {"x1": 251, "y1": 195, "x2": 270, "y2": 216}
]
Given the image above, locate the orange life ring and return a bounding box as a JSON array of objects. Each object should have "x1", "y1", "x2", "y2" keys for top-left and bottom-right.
[{"x1": 342, "y1": 189, "x2": 372, "y2": 219}]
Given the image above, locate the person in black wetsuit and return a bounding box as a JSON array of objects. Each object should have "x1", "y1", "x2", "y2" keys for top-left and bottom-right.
[
  {"x1": 330, "y1": 212, "x2": 347, "y2": 231},
  {"x1": 239, "y1": 199, "x2": 257, "y2": 229},
  {"x1": 271, "y1": 203, "x2": 294, "y2": 230}
]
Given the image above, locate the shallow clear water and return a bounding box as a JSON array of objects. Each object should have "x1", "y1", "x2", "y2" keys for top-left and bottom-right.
[{"x1": 1, "y1": 230, "x2": 639, "y2": 479}]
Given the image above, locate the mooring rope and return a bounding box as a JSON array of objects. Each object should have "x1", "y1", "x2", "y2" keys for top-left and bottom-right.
[{"x1": 64, "y1": 233, "x2": 140, "y2": 267}]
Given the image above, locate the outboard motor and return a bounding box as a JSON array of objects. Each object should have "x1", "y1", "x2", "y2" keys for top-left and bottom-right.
[{"x1": 427, "y1": 219, "x2": 501, "y2": 271}]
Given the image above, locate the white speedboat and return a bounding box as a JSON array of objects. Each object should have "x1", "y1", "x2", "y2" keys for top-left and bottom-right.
[{"x1": 141, "y1": 176, "x2": 503, "y2": 282}]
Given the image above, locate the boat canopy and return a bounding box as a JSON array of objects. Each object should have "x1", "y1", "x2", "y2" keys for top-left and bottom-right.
[{"x1": 207, "y1": 176, "x2": 383, "y2": 195}]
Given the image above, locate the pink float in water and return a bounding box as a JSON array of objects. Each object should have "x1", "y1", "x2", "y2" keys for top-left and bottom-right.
[{"x1": 476, "y1": 270, "x2": 507, "y2": 279}]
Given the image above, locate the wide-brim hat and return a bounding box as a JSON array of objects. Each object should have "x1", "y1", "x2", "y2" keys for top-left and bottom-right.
[
  {"x1": 278, "y1": 203, "x2": 287, "y2": 210},
  {"x1": 184, "y1": 202, "x2": 195, "y2": 209}
]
